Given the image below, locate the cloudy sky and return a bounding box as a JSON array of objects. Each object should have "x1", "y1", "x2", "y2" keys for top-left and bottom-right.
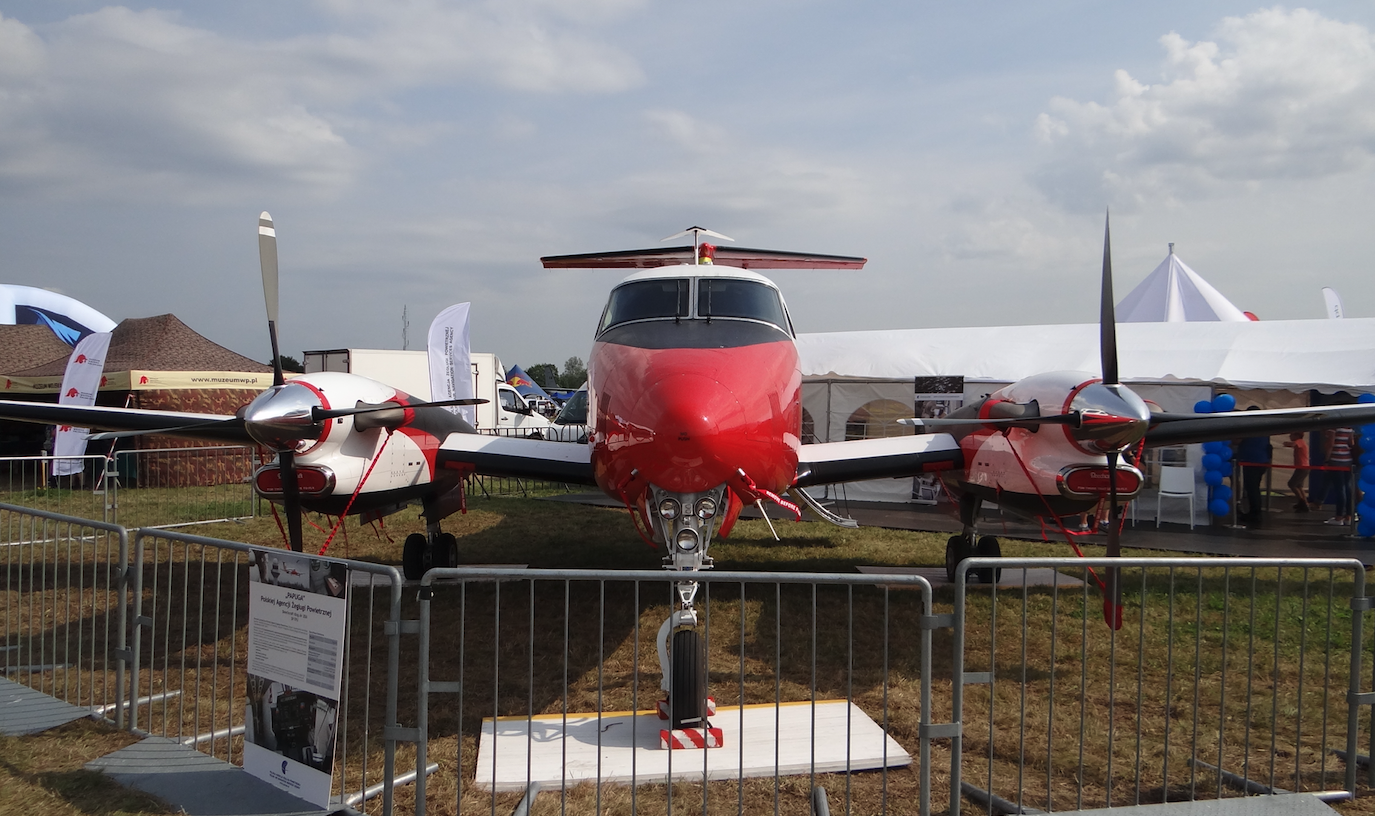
[{"x1": 4, "y1": 2, "x2": 1375, "y2": 370}]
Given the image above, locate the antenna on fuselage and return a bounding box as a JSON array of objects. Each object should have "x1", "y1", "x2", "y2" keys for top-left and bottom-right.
[{"x1": 662, "y1": 227, "x2": 735, "y2": 264}]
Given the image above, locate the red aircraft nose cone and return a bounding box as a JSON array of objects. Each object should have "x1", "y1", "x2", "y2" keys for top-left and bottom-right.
[{"x1": 636, "y1": 373, "x2": 744, "y2": 491}]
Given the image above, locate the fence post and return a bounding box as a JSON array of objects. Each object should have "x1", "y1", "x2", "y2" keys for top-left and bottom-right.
[
  {"x1": 127, "y1": 531, "x2": 146, "y2": 732},
  {"x1": 1353, "y1": 567, "x2": 1371, "y2": 793},
  {"x1": 113, "y1": 526, "x2": 131, "y2": 729}
]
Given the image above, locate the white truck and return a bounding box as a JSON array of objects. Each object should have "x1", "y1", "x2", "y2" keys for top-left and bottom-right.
[{"x1": 303, "y1": 348, "x2": 553, "y2": 436}]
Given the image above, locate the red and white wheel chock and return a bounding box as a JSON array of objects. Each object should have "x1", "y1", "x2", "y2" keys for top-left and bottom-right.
[{"x1": 659, "y1": 726, "x2": 724, "y2": 750}]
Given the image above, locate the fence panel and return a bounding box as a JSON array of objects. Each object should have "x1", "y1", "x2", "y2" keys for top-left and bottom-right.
[
  {"x1": 950, "y1": 556, "x2": 1369, "y2": 815},
  {"x1": 111, "y1": 446, "x2": 259, "y2": 529},
  {"x1": 0, "y1": 503, "x2": 130, "y2": 727},
  {"x1": 129, "y1": 528, "x2": 405, "y2": 814},
  {"x1": 0, "y1": 455, "x2": 111, "y2": 522},
  {"x1": 413, "y1": 567, "x2": 943, "y2": 816}
]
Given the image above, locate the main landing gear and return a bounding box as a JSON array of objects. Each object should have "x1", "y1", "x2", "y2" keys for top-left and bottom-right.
[
  {"x1": 402, "y1": 530, "x2": 457, "y2": 580},
  {"x1": 945, "y1": 494, "x2": 1002, "y2": 585}
]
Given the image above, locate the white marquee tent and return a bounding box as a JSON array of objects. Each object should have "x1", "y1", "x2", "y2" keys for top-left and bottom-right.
[{"x1": 1116, "y1": 249, "x2": 1252, "y2": 323}]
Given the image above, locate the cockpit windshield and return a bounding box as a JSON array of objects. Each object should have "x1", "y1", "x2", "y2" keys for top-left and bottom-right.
[
  {"x1": 697, "y1": 278, "x2": 788, "y2": 330},
  {"x1": 597, "y1": 275, "x2": 791, "y2": 334},
  {"x1": 599, "y1": 279, "x2": 689, "y2": 332}
]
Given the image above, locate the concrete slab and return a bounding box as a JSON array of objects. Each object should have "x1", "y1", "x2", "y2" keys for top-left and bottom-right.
[
  {"x1": 0, "y1": 676, "x2": 89, "y2": 735},
  {"x1": 474, "y1": 699, "x2": 909, "y2": 792},
  {"x1": 856, "y1": 565, "x2": 1084, "y2": 589},
  {"x1": 1057, "y1": 793, "x2": 1336, "y2": 816},
  {"x1": 85, "y1": 736, "x2": 337, "y2": 816}
]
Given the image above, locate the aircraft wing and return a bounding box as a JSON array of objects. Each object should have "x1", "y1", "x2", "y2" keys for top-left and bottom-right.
[
  {"x1": 1146, "y1": 403, "x2": 1375, "y2": 447},
  {"x1": 794, "y1": 433, "x2": 963, "y2": 488},
  {"x1": 0, "y1": 400, "x2": 250, "y2": 443},
  {"x1": 438, "y1": 434, "x2": 597, "y2": 485}
]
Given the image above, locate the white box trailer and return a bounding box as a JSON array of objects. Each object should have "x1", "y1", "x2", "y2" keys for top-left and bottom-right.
[{"x1": 303, "y1": 348, "x2": 552, "y2": 435}]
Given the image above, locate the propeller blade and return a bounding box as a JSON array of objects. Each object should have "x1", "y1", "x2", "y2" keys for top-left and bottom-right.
[
  {"x1": 1100, "y1": 210, "x2": 1119, "y2": 386},
  {"x1": 899, "y1": 413, "x2": 1081, "y2": 430},
  {"x1": 259, "y1": 212, "x2": 285, "y2": 388},
  {"x1": 89, "y1": 418, "x2": 245, "y2": 441},
  {"x1": 312, "y1": 396, "x2": 488, "y2": 422},
  {"x1": 277, "y1": 449, "x2": 305, "y2": 553},
  {"x1": 1102, "y1": 448, "x2": 1124, "y2": 630}
]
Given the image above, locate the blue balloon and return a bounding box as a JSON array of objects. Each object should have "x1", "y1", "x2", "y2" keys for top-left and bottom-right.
[
  {"x1": 1212, "y1": 394, "x2": 1237, "y2": 413},
  {"x1": 1360, "y1": 393, "x2": 1375, "y2": 404},
  {"x1": 1215, "y1": 485, "x2": 1233, "y2": 502},
  {"x1": 1216, "y1": 446, "x2": 1233, "y2": 462},
  {"x1": 1361, "y1": 503, "x2": 1375, "y2": 521},
  {"x1": 1361, "y1": 452, "x2": 1375, "y2": 466},
  {"x1": 1205, "y1": 469, "x2": 1223, "y2": 486},
  {"x1": 1202, "y1": 453, "x2": 1222, "y2": 471},
  {"x1": 1362, "y1": 424, "x2": 1375, "y2": 437},
  {"x1": 1360, "y1": 518, "x2": 1375, "y2": 538},
  {"x1": 1362, "y1": 436, "x2": 1375, "y2": 451},
  {"x1": 1209, "y1": 498, "x2": 1231, "y2": 517},
  {"x1": 1363, "y1": 465, "x2": 1375, "y2": 483},
  {"x1": 1194, "y1": 401, "x2": 1214, "y2": 414}
]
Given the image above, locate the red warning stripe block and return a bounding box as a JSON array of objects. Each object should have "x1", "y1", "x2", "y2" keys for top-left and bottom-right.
[
  {"x1": 659, "y1": 727, "x2": 724, "y2": 750},
  {"x1": 655, "y1": 696, "x2": 717, "y2": 720}
]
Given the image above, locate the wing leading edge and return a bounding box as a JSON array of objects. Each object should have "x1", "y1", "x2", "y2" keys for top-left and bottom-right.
[
  {"x1": 438, "y1": 433, "x2": 597, "y2": 485},
  {"x1": 795, "y1": 433, "x2": 963, "y2": 488},
  {"x1": 0, "y1": 401, "x2": 249, "y2": 444},
  {"x1": 1146, "y1": 403, "x2": 1375, "y2": 447}
]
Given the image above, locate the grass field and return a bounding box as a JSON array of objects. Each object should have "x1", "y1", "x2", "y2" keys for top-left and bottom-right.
[{"x1": 5, "y1": 487, "x2": 1375, "y2": 815}]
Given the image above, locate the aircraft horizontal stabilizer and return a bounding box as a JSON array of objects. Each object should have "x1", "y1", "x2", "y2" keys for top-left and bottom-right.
[{"x1": 541, "y1": 245, "x2": 866, "y2": 270}]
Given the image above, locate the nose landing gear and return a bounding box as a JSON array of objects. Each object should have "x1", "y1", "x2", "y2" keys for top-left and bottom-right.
[{"x1": 647, "y1": 485, "x2": 727, "y2": 749}]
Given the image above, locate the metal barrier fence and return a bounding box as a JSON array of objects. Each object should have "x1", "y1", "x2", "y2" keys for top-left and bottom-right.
[
  {"x1": 413, "y1": 567, "x2": 946, "y2": 816},
  {"x1": 1, "y1": 503, "x2": 130, "y2": 727},
  {"x1": 951, "y1": 556, "x2": 1370, "y2": 815},
  {"x1": 0, "y1": 447, "x2": 259, "y2": 529},
  {"x1": 127, "y1": 527, "x2": 406, "y2": 813},
  {"x1": 0, "y1": 455, "x2": 111, "y2": 522},
  {"x1": 109, "y1": 447, "x2": 259, "y2": 529}
]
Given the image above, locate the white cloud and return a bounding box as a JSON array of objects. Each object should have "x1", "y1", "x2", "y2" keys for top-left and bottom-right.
[
  {"x1": 0, "y1": 3, "x2": 644, "y2": 201},
  {"x1": 1033, "y1": 7, "x2": 1375, "y2": 209}
]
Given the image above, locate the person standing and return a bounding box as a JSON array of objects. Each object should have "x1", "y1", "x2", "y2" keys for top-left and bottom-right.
[
  {"x1": 1283, "y1": 432, "x2": 1310, "y2": 512},
  {"x1": 1237, "y1": 408, "x2": 1273, "y2": 526},
  {"x1": 1324, "y1": 426, "x2": 1355, "y2": 526}
]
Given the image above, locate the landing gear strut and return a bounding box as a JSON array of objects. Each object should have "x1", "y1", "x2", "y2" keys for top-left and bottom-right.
[{"x1": 945, "y1": 494, "x2": 1002, "y2": 585}]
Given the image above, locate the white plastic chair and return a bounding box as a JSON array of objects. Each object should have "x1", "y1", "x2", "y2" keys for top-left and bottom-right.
[{"x1": 1156, "y1": 465, "x2": 1196, "y2": 529}]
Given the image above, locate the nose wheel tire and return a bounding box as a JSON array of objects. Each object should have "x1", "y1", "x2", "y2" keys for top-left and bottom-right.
[
  {"x1": 975, "y1": 536, "x2": 1003, "y2": 585},
  {"x1": 669, "y1": 628, "x2": 708, "y2": 730}
]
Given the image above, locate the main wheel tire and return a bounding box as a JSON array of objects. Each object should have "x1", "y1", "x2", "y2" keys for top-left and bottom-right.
[
  {"x1": 945, "y1": 535, "x2": 963, "y2": 584},
  {"x1": 975, "y1": 536, "x2": 1003, "y2": 584},
  {"x1": 402, "y1": 533, "x2": 427, "y2": 581},
  {"x1": 436, "y1": 532, "x2": 458, "y2": 569},
  {"x1": 669, "y1": 628, "x2": 708, "y2": 730}
]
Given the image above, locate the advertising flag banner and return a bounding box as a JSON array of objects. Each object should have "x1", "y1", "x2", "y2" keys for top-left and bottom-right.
[
  {"x1": 244, "y1": 552, "x2": 350, "y2": 808},
  {"x1": 52, "y1": 331, "x2": 112, "y2": 477},
  {"x1": 427, "y1": 302, "x2": 474, "y2": 425}
]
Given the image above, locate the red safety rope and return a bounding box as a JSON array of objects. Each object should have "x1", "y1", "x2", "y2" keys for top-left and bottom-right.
[{"x1": 319, "y1": 430, "x2": 394, "y2": 557}]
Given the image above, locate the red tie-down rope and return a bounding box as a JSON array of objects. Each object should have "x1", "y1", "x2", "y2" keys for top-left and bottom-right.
[
  {"x1": 318, "y1": 429, "x2": 395, "y2": 557},
  {"x1": 1001, "y1": 431, "x2": 1137, "y2": 629}
]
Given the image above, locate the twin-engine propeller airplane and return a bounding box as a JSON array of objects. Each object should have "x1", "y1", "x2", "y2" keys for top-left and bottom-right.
[{"x1": 5, "y1": 215, "x2": 1375, "y2": 743}]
